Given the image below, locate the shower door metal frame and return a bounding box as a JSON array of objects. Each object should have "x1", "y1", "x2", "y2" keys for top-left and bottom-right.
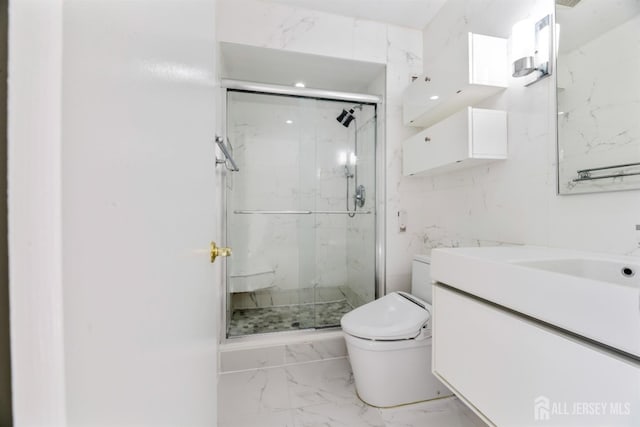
[{"x1": 219, "y1": 80, "x2": 386, "y2": 341}]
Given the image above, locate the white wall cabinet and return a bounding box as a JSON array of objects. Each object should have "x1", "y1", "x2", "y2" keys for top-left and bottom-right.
[
  {"x1": 403, "y1": 33, "x2": 507, "y2": 128},
  {"x1": 432, "y1": 285, "x2": 640, "y2": 426},
  {"x1": 402, "y1": 107, "x2": 507, "y2": 177}
]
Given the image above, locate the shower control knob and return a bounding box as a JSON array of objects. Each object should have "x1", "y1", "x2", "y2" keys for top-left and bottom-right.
[{"x1": 210, "y1": 241, "x2": 232, "y2": 263}]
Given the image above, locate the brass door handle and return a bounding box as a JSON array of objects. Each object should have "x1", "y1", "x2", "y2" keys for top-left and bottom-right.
[{"x1": 210, "y1": 241, "x2": 232, "y2": 263}]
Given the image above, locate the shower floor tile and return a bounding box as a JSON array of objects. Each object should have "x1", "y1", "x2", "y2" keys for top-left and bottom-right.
[{"x1": 228, "y1": 300, "x2": 353, "y2": 336}]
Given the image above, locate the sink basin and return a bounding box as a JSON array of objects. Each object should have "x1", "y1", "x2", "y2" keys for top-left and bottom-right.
[
  {"x1": 431, "y1": 246, "x2": 640, "y2": 358},
  {"x1": 515, "y1": 258, "x2": 639, "y2": 287}
]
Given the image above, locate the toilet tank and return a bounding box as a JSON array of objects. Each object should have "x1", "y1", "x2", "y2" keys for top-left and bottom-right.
[{"x1": 411, "y1": 255, "x2": 432, "y2": 303}]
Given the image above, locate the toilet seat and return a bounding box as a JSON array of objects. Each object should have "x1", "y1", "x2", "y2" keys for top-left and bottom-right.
[{"x1": 341, "y1": 292, "x2": 430, "y2": 341}]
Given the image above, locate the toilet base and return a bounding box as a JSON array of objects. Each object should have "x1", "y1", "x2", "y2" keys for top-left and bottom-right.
[{"x1": 345, "y1": 333, "x2": 452, "y2": 408}]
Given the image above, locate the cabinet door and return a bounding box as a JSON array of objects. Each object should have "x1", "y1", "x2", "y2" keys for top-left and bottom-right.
[
  {"x1": 402, "y1": 109, "x2": 469, "y2": 176},
  {"x1": 470, "y1": 109, "x2": 508, "y2": 159},
  {"x1": 469, "y1": 33, "x2": 509, "y2": 87},
  {"x1": 403, "y1": 33, "x2": 507, "y2": 127},
  {"x1": 402, "y1": 107, "x2": 507, "y2": 176},
  {"x1": 432, "y1": 285, "x2": 640, "y2": 426}
]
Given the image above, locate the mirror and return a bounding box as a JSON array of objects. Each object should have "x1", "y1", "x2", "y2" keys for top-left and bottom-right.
[{"x1": 556, "y1": 0, "x2": 640, "y2": 195}]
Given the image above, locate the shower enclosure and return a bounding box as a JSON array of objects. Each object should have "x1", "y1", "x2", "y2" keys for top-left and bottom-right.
[{"x1": 223, "y1": 83, "x2": 381, "y2": 337}]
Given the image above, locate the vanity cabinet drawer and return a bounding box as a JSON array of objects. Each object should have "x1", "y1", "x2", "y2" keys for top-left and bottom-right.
[
  {"x1": 402, "y1": 107, "x2": 507, "y2": 177},
  {"x1": 432, "y1": 285, "x2": 640, "y2": 426}
]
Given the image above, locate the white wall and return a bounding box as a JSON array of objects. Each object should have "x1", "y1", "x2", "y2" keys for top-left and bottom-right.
[
  {"x1": 7, "y1": 0, "x2": 67, "y2": 425},
  {"x1": 392, "y1": 0, "x2": 640, "y2": 289},
  {"x1": 383, "y1": 26, "x2": 425, "y2": 292},
  {"x1": 61, "y1": 0, "x2": 220, "y2": 425},
  {"x1": 217, "y1": 0, "x2": 423, "y2": 294}
]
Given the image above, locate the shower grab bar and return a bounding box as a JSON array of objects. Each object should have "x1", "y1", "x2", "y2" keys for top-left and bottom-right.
[
  {"x1": 233, "y1": 210, "x2": 373, "y2": 215},
  {"x1": 214, "y1": 135, "x2": 239, "y2": 172},
  {"x1": 573, "y1": 161, "x2": 640, "y2": 182}
]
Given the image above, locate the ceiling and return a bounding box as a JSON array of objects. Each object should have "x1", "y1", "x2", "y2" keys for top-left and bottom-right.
[
  {"x1": 260, "y1": 0, "x2": 447, "y2": 29},
  {"x1": 220, "y1": 42, "x2": 386, "y2": 93}
]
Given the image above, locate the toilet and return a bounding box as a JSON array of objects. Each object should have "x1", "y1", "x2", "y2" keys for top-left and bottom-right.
[{"x1": 340, "y1": 255, "x2": 452, "y2": 407}]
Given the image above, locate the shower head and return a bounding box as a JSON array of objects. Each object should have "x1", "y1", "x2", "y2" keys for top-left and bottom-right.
[
  {"x1": 337, "y1": 109, "x2": 355, "y2": 127},
  {"x1": 337, "y1": 105, "x2": 362, "y2": 128}
]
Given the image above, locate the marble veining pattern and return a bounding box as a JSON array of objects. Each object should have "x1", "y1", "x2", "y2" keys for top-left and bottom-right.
[
  {"x1": 408, "y1": 0, "x2": 640, "y2": 265},
  {"x1": 218, "y1": 358, "x2": 486, "y2": 427},
  {"x1": 219, "y1": 0, "x2": 640, "y2": 313},
  {"x1": 218, "y1": 0, "x2": 429, "y2": 296}
]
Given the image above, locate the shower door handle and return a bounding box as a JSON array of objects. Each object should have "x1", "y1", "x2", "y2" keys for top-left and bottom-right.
[{"x1": 210, "y1": 241, "x2": 232, "y2": 263}]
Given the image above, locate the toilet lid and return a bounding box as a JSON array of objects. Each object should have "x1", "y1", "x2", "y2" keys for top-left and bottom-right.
[{"x1": 341, "y1": 292, "x2": 430, "y2": 340}]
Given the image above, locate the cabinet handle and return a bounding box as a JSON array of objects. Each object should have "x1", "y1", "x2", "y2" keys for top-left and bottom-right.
[
  {"x1": 424, "y1": 137, "x2": 431, "y2": 142},
  {"x1": 424, "y1": 76, "x2": 431, "y2": 82}
]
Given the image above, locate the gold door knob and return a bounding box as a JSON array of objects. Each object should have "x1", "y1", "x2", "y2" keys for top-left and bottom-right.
[{"x1": 210, "y1": 241, "x2": 232, "y2": 263}]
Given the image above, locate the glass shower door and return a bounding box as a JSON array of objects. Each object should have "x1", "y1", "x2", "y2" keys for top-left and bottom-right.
[{"x1": 225, "y1": 90, "x2": 376, "y2": 337}]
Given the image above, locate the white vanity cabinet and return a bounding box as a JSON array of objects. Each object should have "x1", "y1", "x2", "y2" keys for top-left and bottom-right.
[
  {"x1": 403, "y1": 33, "x2": 507, "y2": 128},
  {"x1": 402, "y1": 107, "x2": 507, "y2": 177},
  {"x1": 432, "y1": 285, "x2": 640, "y2": 426}
]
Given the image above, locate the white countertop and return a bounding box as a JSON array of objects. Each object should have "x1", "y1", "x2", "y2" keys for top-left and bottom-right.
[{"x1": 431, "y1": 246, "x2": 640, "y2": 358}]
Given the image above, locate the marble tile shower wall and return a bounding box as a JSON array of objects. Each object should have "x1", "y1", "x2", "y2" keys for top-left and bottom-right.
[
  {"x1": 229, "y1": 97, "x2": 342, "y2": 291},
  {"x1": 228, "y1": 94, "x2": 378, "y2": 294},
  {"x1": 218, "y1": 0, "x2": 424, "y2": 294}
]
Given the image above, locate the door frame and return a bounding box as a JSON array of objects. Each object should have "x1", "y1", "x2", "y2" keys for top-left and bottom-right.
[{"x1": 219, "y1": 80, "x2": 385, "y2": 341}]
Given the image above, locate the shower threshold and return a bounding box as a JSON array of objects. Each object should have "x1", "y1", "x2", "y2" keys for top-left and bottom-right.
[{"x1": 228, "y1": 298, "x2": 354, "y2": 337}]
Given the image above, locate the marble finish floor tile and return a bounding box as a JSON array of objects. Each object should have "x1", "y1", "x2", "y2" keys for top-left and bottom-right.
[
  {"x1": 218, "y1": 367, "x2": 290, "y2": 424},
  {"x1": 218, "y1": 357, "x2": 487, "y2": 427},
  {"x1": 285, "y1": 358, "x2": 356, "y2": 408},
  {"x1": 380, "y1": 396, "x2": 487, "y2": 427},
  {"x1": 292, "y1": 400, "x2": 385, "y2": 427}
]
